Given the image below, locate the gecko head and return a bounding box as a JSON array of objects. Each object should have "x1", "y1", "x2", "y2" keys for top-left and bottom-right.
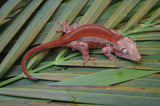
[{"x1": 114, "y1": 37, "x2": 141, "y2": 62}]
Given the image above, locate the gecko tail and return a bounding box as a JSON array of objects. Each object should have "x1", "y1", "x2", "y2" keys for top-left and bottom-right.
[
  {"x1": 21, "y1": 44, "x2": 46, "y2": 80},
  {"x1": 21, "y1": 40, "x2": 63, "y2": 80},
  {"x1": 21, "y1": 49, "x2": 38, "y2": 80}
]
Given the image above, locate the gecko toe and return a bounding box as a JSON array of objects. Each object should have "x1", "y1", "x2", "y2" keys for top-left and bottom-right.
[{"x1": 83, "y1": 57, "x2": 99, "y2": 65}]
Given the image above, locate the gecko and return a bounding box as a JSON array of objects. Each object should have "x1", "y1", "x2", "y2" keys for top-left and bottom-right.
[{"x1": 21, "y1": 20, "x2": 141, "y2": 80}]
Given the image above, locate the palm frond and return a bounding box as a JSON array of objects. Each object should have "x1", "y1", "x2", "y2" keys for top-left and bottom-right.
[{"x1": 0, "y1": 0, "x2": 160, "y2": 105}]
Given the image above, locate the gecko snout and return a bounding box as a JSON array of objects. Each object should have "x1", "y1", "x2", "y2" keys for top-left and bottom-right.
[{"x1": 135, "y1": 55, "x2": 141, "y2": 62}]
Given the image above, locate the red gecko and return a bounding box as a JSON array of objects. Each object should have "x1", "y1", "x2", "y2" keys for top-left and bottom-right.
[{"x1": 21, "y1": 20, "x2": 141, "y2": 80}]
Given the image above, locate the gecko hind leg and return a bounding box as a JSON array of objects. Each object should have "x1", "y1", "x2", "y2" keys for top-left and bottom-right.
[{"x1": 64, "y1": 41, "x2": 99, "y2": 65}]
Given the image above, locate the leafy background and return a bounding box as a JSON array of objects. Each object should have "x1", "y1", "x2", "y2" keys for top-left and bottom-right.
[{"x1": 0, "y1": 0, "x2": 160, "y2": 105}]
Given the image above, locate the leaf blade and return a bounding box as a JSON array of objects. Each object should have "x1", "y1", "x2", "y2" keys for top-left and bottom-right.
[
  {"x1": 0, "y1": 0, "x2": 62, "y2": 78},
  {"x1": 79, "y1": 0, "x2": 111, "y2": 25},
  {"x1": 0, "y1": 0, "x2": 21, "y2": 24},
  {"x1": 122, "y1": 0, "x2": 159, "y2": 33},
  {"x1": 50, "y1": 68, "x2": 159, "y2": 86},
  {"x1": 0, "y1": 0, "x2": 43, "y2": 52},
  {"x1": 104, "y1": 0, "x2": 140, "y2": 29},
  {"x1": 0, "y1": 84, "x2": 160, "y2": 105}
]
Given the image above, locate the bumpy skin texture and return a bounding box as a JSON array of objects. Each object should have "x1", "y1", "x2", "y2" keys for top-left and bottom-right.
[{"x1": 21, "y1": 21, "x2": 141, "y2": 80}]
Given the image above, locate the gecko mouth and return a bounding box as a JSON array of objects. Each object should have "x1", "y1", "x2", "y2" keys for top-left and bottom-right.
[{"x1": 122, "y1": 54, "x2": 141, "y2": 62}]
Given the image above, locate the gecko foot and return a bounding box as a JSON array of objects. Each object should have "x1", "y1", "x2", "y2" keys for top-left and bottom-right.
[{"x1": 83, "y1": 57, "x2": 100, "y2": 65}]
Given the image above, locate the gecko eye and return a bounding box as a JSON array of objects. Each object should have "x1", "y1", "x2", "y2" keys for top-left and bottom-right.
[{"x1": 122, "y1": 48, "x2": 128, "y2": 54}]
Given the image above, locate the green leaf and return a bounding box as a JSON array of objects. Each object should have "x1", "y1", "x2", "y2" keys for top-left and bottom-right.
[
  {"x1": 129, "y1": 33, "x2": 160, "y2": 41},
  {"x1": 0, "y1": 0, "x2": 21, "y2": 24},
  {"x1": 0, "y1": 84, "x2": 160, "y2": 105},
  {"x1": 0, "y1": 101, "x2": 92, "y2": 106},
  {"x1": 96, "y1": 1, "x2": 122, "y2": 25},
  {"x1": 78, "y1": 0, "x2": 111, "y2": 25},
  {"x1": 145, "y1": 7, "x2": 160, "y2": 25},
  {"x1": 122, "y1": 0, "x2": 159, "y2": 33},
  {"x1": 30, "y1": 73, "x2": 82, "y2": 81},
  {"x1": 55, "y1": 59, "x2": 160, "y2": 70},
  {"x1": 49, "y1": 68, "x2": 159, "y2": 86},
  {"x1": 0, "y1": 0, "x2": 62, "y2": 79},
  {"x1": 104, "y1": 0, "x2": 140, "y2": 29},
  {"x1": 0, "y1": 0, "x2": 43, "y2": 52}
]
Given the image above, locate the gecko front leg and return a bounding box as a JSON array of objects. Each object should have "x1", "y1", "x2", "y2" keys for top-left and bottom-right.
[
  {"x1": 56, "y1": 20, "x2": 78, "y2": 33},
  {"x1": 63, "y1": 41, "x2": 99, "y2": 65},
  {"x1": 102, "y1": 47, "x2": 119, "y2": 61}
]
